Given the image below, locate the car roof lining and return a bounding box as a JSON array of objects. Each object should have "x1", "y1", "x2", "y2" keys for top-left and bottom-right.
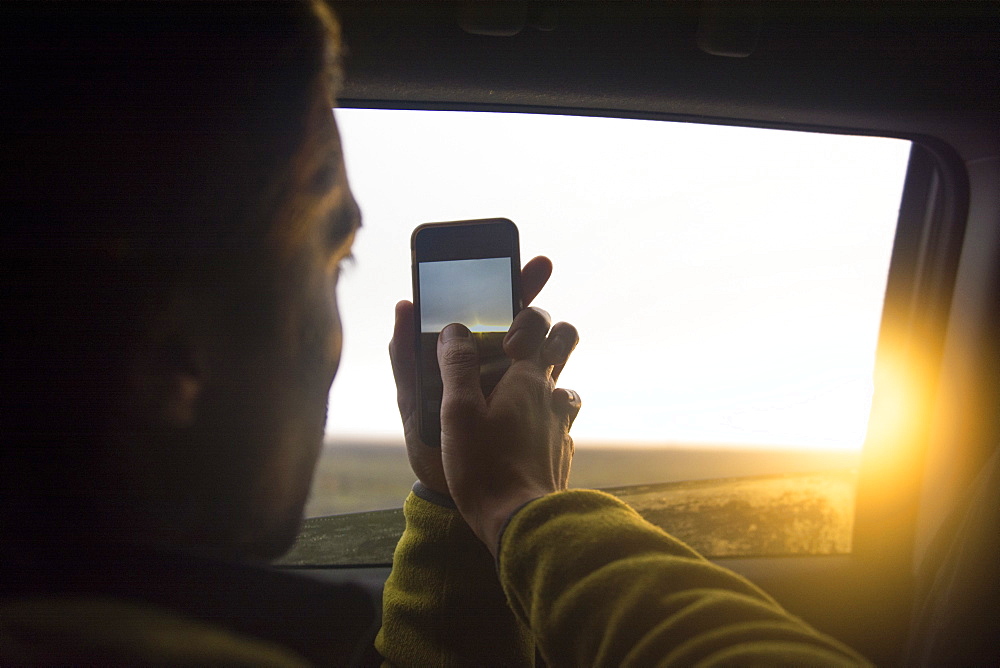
[{"x1": 332, "y1": 1, "x2": 1000, "y2": 159}]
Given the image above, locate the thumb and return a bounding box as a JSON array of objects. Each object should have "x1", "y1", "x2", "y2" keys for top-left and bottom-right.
[{"x1": 437, "y1": 323, "x2": 486, "y2": 414}]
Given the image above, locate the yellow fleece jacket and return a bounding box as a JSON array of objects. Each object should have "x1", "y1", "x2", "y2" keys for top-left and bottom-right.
[{"x1": 378, "y1": 489, "x2": 871, "y2": 667}]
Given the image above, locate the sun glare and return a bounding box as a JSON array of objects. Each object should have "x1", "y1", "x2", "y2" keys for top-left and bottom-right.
[
  {"x1": 864, "y1": 342, "x2": 932, "y2": 459},
  {"x1": 326, "y1": 109, "x2": 911, "y2": 452}
]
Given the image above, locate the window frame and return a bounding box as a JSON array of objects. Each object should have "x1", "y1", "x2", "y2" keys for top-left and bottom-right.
[{"x1": 332, "y1": 102, "x2": 969, "y2": 546}]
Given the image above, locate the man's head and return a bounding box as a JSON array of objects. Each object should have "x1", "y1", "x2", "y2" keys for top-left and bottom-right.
[{"x1": 3, "y1": 1, "x2": 357, "y2": 558}]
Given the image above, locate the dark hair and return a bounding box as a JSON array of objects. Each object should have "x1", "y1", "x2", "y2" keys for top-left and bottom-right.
[{"x1": 1, "y1": 2, "x2": 343, "y2": 501}]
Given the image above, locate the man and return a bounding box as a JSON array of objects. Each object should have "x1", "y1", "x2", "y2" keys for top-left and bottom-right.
[
  {"x1": 2, "y1": 2, "x2": 868, "y2": 665},
  {"x1": 3, "y1": 3, "x2": 380, "y2": 662}
]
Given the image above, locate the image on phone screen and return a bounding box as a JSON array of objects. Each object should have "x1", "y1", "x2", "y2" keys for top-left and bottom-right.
[{"x1": 419, "y1": 257, "x2": 514, "y2": 333}]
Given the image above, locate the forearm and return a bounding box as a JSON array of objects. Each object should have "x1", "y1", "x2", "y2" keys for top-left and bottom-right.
[
  {"x1": 376, "y1": 485, "x2": 533, "y2": 667},
  {"x1": 499, "y1": 490, "x2": 870, "y2": 667}
]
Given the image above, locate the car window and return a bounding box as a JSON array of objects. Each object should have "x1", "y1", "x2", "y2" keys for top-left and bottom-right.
[{"x1": 292, "y1": 109, "x2": 910, "y2": 564}]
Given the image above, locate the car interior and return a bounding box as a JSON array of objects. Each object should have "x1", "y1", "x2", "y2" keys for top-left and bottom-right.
[{"x1": 276, "y1": 2, "x2": 1000, "y2": 665}]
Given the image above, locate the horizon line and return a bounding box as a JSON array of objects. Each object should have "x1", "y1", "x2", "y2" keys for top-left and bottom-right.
[{"x1": 322, "y1": 435, "x2": 863, "y2": 453}]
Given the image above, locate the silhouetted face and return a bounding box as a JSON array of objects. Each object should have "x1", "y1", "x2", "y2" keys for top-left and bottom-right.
[
  {"x1": 221, "y1": 110, "x2": 360, "y2": 558},
  {"x1": 154, "y1": 101, "x2": 361, "y2": 560},
  {"x1": 2, "y1": 2, "x2": 355, "y2": 561}
]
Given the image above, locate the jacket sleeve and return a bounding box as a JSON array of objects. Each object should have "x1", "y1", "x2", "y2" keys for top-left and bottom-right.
[
  {"x1": 376, "y1": 485, "x2": 533, "y2": 667},
  {"x1": 498, "y1": 489, "x2": 871, "y2": 667}
]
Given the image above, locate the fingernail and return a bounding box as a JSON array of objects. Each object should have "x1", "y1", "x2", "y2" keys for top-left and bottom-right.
[
  {"x1": 441, "y1": 323, "x2": 470, "y2": 342},
  {"x1": 504, "y1": 328, "x2": 521, "y2": 348},
  {"x1": 543, "y1": 333, "x2": 569, "y2": 363}
]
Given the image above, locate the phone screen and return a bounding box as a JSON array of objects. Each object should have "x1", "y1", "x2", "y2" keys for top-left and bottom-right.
[
  {"x1": 412, "y1": 219, "x2": 520, "y2": 446},
  {"x1": 418, "y1": 257, "x2": 514, "y2": 334}
]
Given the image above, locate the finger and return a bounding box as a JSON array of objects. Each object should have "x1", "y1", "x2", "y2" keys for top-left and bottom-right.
[
  {"x1": 541, "y1": 321, "x2": 579, "y2": 378},
  {"x1": 521, "y1": 256, "x2": 553, "y2": 307},
  {"x1": 438, "y1": 323, "x2": 487, "y2": 418},
  {"x1": 503, "y1": 307, "x2": 551, "y2": 360},
  {"x1": 553, "y1": 388, "x2": 582, "y2": 429},
  {"x1": 389, "y1": 300, "x2": 417, "y2": 416}
]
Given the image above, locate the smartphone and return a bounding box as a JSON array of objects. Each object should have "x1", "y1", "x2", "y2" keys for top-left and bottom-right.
[{"x1": 411, "y1": 218, "x2": 522, "y2": 446}]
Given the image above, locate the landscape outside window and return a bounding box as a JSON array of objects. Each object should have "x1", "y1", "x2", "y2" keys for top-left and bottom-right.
[{"x1": 293, "y1": 109, "x2": 910, "y2": 561}]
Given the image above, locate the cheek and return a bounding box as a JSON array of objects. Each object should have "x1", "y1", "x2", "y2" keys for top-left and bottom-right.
[
  {"x1": 327, "y1": 280, "x2": 344, "y2": 382},
  {"x1": 309, "y1": 255, "x2": 346, "y2": 395},
  {"x1": 304, "y1": 272, "x2": 341, "y2": 393},
  {"x1": 278, "y1": 253, "x2": 343, "y2": 396}
]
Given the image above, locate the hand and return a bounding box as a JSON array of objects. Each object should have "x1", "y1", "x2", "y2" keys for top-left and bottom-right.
[
  {"x1": 437, "y1": 307, "x2": 580, "y2": 556},
  {"x1": 389, "y1": 256, "x2": 558, "y2": 497}
]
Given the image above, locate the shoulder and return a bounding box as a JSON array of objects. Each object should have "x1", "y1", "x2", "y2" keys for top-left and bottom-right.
[{"x1": 1, "y1": 595, "x2": 308, "y2": 666}]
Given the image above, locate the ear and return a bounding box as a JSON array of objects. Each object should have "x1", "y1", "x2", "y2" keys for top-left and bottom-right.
[
  {"x1": 129, "y1": 340, "x2": 205, "y2": 429},
  {"x1": 154, "y1": 369, "x2": 202, "y2": 427}
]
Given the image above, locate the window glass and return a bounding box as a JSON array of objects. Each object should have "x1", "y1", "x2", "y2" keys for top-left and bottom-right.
[{"x1": 306, "y1": 110, "x2": 909, "y2": 545}]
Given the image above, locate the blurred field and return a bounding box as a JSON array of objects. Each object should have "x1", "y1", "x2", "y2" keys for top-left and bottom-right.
[{"x1": 305, "y1": 439, "x2": 859, "y2": 517}]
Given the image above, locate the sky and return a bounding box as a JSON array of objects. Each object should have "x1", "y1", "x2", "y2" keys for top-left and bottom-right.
[
  {"x1": 419, "y1": 258, "x2": 514, "y2": 332},
  {"x1": 326, "y1": 109, "x2": 911, "y2": 451}
]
